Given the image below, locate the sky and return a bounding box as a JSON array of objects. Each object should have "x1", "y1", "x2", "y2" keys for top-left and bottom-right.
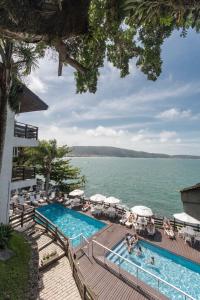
[{"x1": 18, "y1": 30, "x2": 200, "y2": 155}]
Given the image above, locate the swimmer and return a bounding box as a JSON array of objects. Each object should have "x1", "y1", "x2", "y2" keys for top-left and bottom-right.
[
  {"x1": 149, "y1": 256, "x2": 155, "y2": 265},
  {"x1": 135, "y1": 246, "x2": 142, "y2": 256}
]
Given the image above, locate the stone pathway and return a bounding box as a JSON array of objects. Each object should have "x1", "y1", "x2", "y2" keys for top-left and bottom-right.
[
  {"x1": 32, "y1": 229, "x2": 81, "y2": 300},
  {"x1": 38, "y1": 257, "x2": 81, "y2": 300}
]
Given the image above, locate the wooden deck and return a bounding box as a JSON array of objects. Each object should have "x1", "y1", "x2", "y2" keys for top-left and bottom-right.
[{"x1": 74, "y1": 210, "x2": 200, "y2": 300}]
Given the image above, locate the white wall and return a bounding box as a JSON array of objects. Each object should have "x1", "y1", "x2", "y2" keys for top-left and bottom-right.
[
  {"x1": 11, "y1": 178, "x2": 36, "y2": 190},
  {"x1": 0, "y1": 105, "x2": 15, "y2": 224},
  {"x1": 13, "y1": 136, "x2": 38, "y2": 147}
]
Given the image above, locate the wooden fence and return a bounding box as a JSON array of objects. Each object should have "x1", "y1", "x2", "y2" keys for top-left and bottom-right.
[
  {"x1": 9, "y1": 209, "x2": 96, "y2": 300},
  {"x1": 84, "y1": 199, "x2": 200, "y2": 232}
]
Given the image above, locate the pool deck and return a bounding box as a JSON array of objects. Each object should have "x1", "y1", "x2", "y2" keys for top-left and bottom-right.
[
  {"x1": 73, "y1": 209, "x2": 200, "y2": 300},
  {"x1": 80, "y1": 209, "x2": 200, "y2": 264}
]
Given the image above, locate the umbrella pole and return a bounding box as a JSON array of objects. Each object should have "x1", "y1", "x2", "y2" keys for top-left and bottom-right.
[{"x1": 173, "y1": 217, "x2": 176, "y2": 231}]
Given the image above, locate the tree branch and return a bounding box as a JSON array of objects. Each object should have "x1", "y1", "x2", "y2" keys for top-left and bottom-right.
[{"x1": 55, "y1": 39, "x2": 87, "y2": 76}]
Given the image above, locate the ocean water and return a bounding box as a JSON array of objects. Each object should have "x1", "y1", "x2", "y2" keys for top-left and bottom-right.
[{"x1": 71, "y1": 157, "x2": 200, "y2": 217}]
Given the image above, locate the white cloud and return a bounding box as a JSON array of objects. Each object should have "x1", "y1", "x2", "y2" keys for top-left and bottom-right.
[
  {"x1": 28, "y1": 74, "x2": 48, "y2": 94},
  {"x1": 159, "y1": 131, "x2": 177, "y2": 143},
  {"x1": 86, "y1": 126, "x2": 125, "y2": 137},
  {"x1": 157, "y1": 108, "x2": 192, "y2": 120}
]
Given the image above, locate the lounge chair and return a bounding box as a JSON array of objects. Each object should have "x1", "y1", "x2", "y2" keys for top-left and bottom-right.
[
  {"x1": 147, "y1": 224, "x2": 156, "y2": 236},
  {"x1": 120, "y1": 211, "x2": 130, "y2": 225},
  {"x1": 184, "y1": 236, "x2": 192, "y2": 245},
  {"x1": 49, "y1": 191, "x2": 56, "y2": 201},
  {"x1": 119, "y1": 215, "x2": 127, "y2": 225},
  {"x1": 82, "y1": 202, "x2": 90, "y2": 212},
  {"x1": 164, "y1": 228, "x2": 175, "y2": 239}
]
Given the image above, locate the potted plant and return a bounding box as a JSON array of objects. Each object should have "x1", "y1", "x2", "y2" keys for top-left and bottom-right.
[{"x1": 41, "y1": 250, "x2": 58, "y2": 266}]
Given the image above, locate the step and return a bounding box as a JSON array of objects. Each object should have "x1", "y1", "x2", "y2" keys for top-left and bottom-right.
[
  {"x1": 38, "y1": 239, "x2": 54, "y2": 252},
  {"x1": 107, "y1": 241, "x2": 124, "y2": 261},
  {"x1": 16, "y1": 221, "x2": 35, "y2": 233}
]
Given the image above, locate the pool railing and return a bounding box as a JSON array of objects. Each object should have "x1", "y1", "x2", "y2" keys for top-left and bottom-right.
[
  {"x1": 91, "y1": 240, "x2": 196, "y2": 300},
  {"x1": 69, "y1": 233, "x2": 90, "y2": 256}
]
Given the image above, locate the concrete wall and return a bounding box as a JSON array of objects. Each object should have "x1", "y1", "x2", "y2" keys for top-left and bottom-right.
[
  {"x1": 181, "y1": 190, "x2": 200, "y2": 221},
  {"x1": 0, "y1": 107, "x2": 38, "y2": 223},
  {"x1": 10, "y1": 178, "x2": 36, "y2": 190},
  {"x1": 0, "y1": 105, "x2": 15, "y2": 223},
  {"x1": 13, "y1": 136, "x2": 38, "y2": 147}
]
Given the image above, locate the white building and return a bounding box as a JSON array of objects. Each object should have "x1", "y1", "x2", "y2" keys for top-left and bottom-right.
[{"x1": 0, "y1": 86, "x2": 48, "y2": 224}]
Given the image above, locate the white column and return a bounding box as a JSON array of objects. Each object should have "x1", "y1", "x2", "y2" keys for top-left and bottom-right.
[{"x1": 0, "y1": 105, "x2": 15, "y2": 224}]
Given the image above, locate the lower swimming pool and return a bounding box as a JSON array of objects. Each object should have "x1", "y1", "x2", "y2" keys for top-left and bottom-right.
[
  {"x1": 107, "y1": 239, "x2": 200, "y2": 300},
  {"x1": 37, "y1": 203, "x2": 107, "y2": 247}
]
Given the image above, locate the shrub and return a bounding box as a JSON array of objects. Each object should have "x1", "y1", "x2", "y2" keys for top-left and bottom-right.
[{"x1": 0, "y1": 223, "x2": 13, "y2": 249}]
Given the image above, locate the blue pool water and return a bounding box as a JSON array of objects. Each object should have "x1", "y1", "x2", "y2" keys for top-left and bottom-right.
[
  {"x1": 37, "y1": 204, "x2": 106, "y2": 247},
  {"x1": 107, "y1": 239, "x2": 200, "y2": 300}
]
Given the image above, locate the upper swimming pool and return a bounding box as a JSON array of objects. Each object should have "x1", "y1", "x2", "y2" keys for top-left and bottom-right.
[
  {"x1": 107, "y1": 239, "x2": 200, "y2": 300},
  {"x1": 37, "y1": 203, "x2": 107, "y2": 247}
]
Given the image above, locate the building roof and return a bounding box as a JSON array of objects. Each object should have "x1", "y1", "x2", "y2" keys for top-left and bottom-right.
[
  {"x1": 180, "y1": 183, "x2": 200, "y2": 192},
  {"x1": 19, "y1": 86, "x2": 48, "y2": 113}
]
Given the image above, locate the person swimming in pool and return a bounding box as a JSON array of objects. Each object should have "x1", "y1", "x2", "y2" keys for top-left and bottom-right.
[
  {"x1": 149, "y1": 256, "x2": 155, "y2": 265},
  {"x1": 135, "y1": 246, "x2": 142, "y2": 257}
]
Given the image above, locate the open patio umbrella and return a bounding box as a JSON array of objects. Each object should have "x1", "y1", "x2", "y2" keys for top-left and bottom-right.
[
  {"x1": 69, "y1": 189, "x2": 84, "y2": 197},
  {"x1": 90, "y1": 194, "x2": 106, "y2": 203},
  {"x1": 104, "y1": 196, "x2": 121, "y2": 205},
  {"x1": 173, "y1": 212, "x2": 200, "y2": 225},
  {"x1": 131, "y1": 205, "x2": 153, "y2": 217}
]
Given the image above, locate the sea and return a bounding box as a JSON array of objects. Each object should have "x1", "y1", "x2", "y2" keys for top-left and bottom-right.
[{"x1": 71, "y1": 157, "x2": 200, "y2": 217}]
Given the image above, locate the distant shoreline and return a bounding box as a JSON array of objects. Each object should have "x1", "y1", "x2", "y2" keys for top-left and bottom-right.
[
  {"x1": 70, "y1": 156, "x2": 200, "y2": 159},
  {"x1": 69, "y1": 146, "x2": 200, "y2": 159}
]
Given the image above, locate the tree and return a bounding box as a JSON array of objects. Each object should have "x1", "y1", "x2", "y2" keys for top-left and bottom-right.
[
  {"x1": 1, "y1": 0, "x2": 200, "y2": 167},
  {"x1": 24, "y1": 139, "x2": 86, "y2": 193},
  {"x1": 0, "y1": 39, "x2": 45, "y2": 171}
]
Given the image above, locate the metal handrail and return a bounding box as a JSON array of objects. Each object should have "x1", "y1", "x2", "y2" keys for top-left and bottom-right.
[
  {"x1": 69, "y1": 233, "x2": 90, "y2": 257},
  {"x1": 69, "y1": 233, "x2": 83, "y2": 241},
  {"x1": 92, "y1": 240, "x2": 196, "y2": 300},
  {"x1": 35, "y1": 210, "x2": 57, "y2": 229}
]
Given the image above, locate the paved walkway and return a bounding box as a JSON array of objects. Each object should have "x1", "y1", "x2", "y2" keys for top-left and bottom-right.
[
  {"x1": 33, "y1": 229, "x2": 81, "y2": 300},
  {"x1": 38, "y1": 256, "x2": 81, "y2": 300}
]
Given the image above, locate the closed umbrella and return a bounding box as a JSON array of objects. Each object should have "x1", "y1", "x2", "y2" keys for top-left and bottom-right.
[
  {"x1": 69, "y1": 189, "x2": 84, "y2": 197},
  {"x1": 90, "y1": 194, "x2": 106, "y2": 203},
  {"x1": 104, "y1": 197, "x2": 120, "y2": 205},
  {"x1": 173, "y1": 212, "x2": 200, "y2": 225},
  {"x1": 131, "y1": 205, "x2": 153, "y2": 217}
]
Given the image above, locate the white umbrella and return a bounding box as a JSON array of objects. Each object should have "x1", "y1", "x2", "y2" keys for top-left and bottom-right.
[
  {"x1": 69, "y1": 189, "x2": 84, "y2": 197},
  {"x1": 131, "y1": 205, "x2": 153, "y2": 217},
  {"x1": 90, "y1": 194, "x2": 106, "y2": 203},
  {"x1": 104, "y1": 196, "x2": 121, "y2": 205},
  {"x1": 173, "y1": 212, "x2": 200, "y2": 225}
]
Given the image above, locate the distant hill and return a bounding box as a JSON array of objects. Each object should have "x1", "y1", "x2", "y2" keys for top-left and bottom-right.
[{"x1": 70, "y1": 146, "x2": 200, "y2": 159}]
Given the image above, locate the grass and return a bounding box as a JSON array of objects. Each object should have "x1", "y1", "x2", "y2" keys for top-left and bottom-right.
[{"x1": 0, "y1": 232, "x2": 31, "y2": 300}]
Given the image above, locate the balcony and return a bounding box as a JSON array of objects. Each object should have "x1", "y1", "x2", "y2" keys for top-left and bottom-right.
[
  {"x1": 14, "y1": 122, "x2": 38, "y2": 140},
  {"x1": 12, "y1": 166, "x2": 36, "y2": 182}
]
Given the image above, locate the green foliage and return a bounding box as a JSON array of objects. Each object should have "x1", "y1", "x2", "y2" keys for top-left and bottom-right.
[
  {"x1": 1, "y1": 1, "x2": 200, "y2": 95},
  {"x1": 69, "y1": 0, "x2": 200, "y2": 92},
  {"x1": 24, "y1": 139, "x2": 85, "y2": 192},
  {"x1": 0, "y1": 232, "x2": 31, "y2": 300},
  {"x1": 0, "y1": 223, "x2": 13, "y2": 249},
  {"x1": 0, "y1": 39, "x2": 46, "y2": 111}
]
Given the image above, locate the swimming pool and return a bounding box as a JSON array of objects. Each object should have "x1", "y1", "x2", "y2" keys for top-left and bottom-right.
[
  {"x1": 107, "y1": 239, "x2": 200, "y2": 300},
  {"x1": 37, "y1": 204, "x2": 107, "y2": 247}
]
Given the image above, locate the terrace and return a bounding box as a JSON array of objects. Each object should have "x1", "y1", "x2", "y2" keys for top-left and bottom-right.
[
  {"x1": 9, "y1": 197, "x2": 200, "y2": 300},
  {"x1": 11, "y1": 166, "x2": 36, "y2": 182},
  {"x1": 14, "y1": 121, "x2": 38, "y2": 140}
]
